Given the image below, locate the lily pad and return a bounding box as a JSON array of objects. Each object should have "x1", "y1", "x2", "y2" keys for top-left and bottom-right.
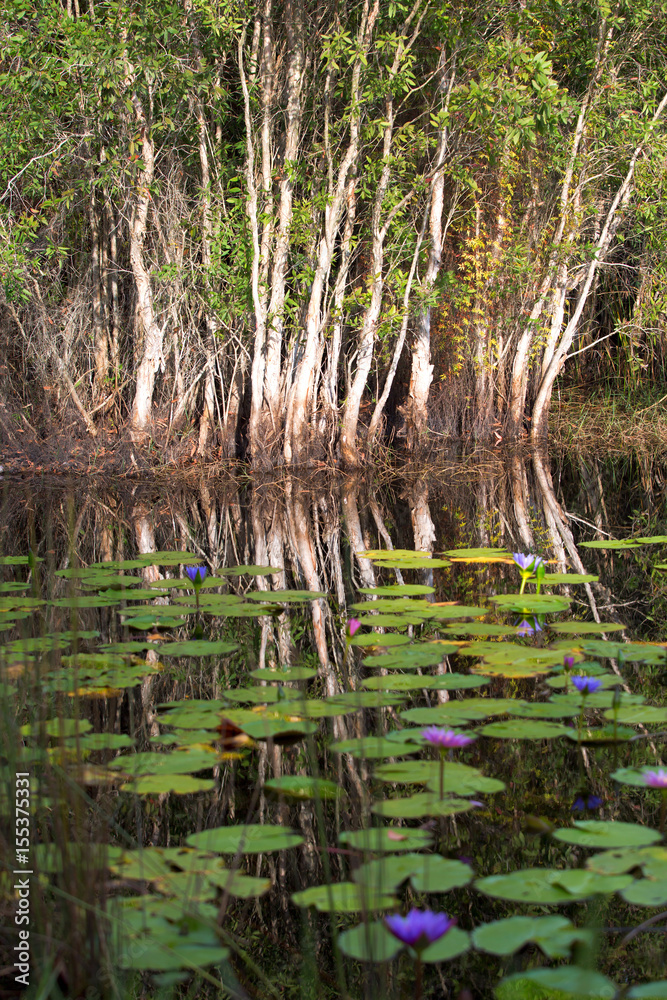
[
  {"x1": 157, "y1": 640, "x2": 238, "y2": 657},
  {"x1": 475, "y1": 868, "x2": 632, "y2": 903},
  {"x1": 339, "y1": 827, "x2": 434, "y2": 853},
  {"x1": 495, "y1": 967, "x2": 617, "y2": 999},
  {"x1": 478, "y1": 720, "x2": 570, "y2": 739},
  {"x1": 291, "y1": 882, "x2": 397, "y2": 913},
  {"x1": 338, "y1": 921, "x2": 402, "y2": 962},
  {"x1": 371, "y1": 792, "x2": 476, "y2": 819},
  {"x1": 553, "y1": 821, "x2": 662, "y2": 849},
  {"x1": 187, "y1": 824, "x2": 304, "y2": 854},
  {"x1": 353, "y1": 853, "x2": 473, "y2": 893},
  {"x1": 620, "y1": 879, "x2": 667, "y2": 907},
  {"x1": 264, "y1": 776, "x2": 341, "y2": 800},
  {"x1": 472, "y1": 915, "x2": 589, "y2": 958}
]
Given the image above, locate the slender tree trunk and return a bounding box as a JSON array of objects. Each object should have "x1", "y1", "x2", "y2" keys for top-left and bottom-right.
[
  {"x1": 128, "y1": 91, "x2": 165, "y2": 438},
  {"x1": 531, "y1": 89, "x2": 667, "y2": 440},
  {"x1": 406, "y1": 48, "x2": 452, "y2": 450}
]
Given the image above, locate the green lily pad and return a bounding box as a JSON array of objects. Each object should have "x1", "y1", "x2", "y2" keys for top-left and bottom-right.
[
  {"x1": 488, "y1": 594, "x2": 571, "y2": 613},
  {"x1": 157, "y1": 640, "x2": 238, "y2": 657},
  {"x1": 121, "y1": 774, "x2": 216, "y2": 795},
  {"x1": 358, "y1": 584, "x2": 436, "y2": 596},
  {"x1": 361, "y1": 673, "x2": 484, "y2": 692},
  {"x1": 109, "y1": 747, "x2": 219, "y2": 775},
  {"x1": 250, "y1": 666, "x2": 317, "y2": 681},
  {"x1": 240, "y1": 717, "x2": 318, "y2": 742},
  {"x1": 246, "y1": 589, "x2": 326, "y2": 603},
  {"x1": 362, "y1": 645, "x2": 456, "y2": 669},
  {"x1": 627, "y1": 983, "x2": 667, "y2": 998},
  {"x1": 264, "y1": 776, "x2": 341, "y2": 800},
  {"x1": 580, "y1": 539, "x2": 641, "y2": 549},
  {"x1": 422, "y1": 927, "x2": 471, "y2": 962},
  {"x1": 553, "y1": 821, "x2": 662, "y2": 849},
  {"x1": 611, "y1": 767, "x2": 667, "y2": 788},
  {"x1": 475, "y1": 868, "x2": 631, "y2": 903},
  {"x1": 338, "y1": 921, "x2": 402, "y2": 962},
  {"x1": 339, "y1": 827, "x2": 434, "y2": 853},
  {"x1": 620, "y1": 879, "x2": 667, "y2": 907},
  {"x1": 495, "y1": 967, "x2": 617, "y2": 999},
  {"x1": 353, "y1": 853, "x2": 473, "y2": 893},
  {"x1": 224, "y1": 686, "x2": 301, "y2": 705},
  {"x1": 445, "y1": 623, "x2": 520, "y2": 637},
  {"x1": 371, "y1": 792, "x2": 476, "y2": 819},
  {"x1": 187, "y1": 824, "x2": 304, "y2": 854},
  {"x1": 582, "y1": 641, "x2": 667, "y2": 664},
  {"x1": 443, "y1": 548, "x2": 510, "y2": 561},
  {"x1": 329, "y1": 737, "x2": 419, "y2": 759},
  {"x1": 350, "y1": 633, "x2": 412, "y2": 647},
  {"x1": 473, "y1": 915, "x2": 588, "y2": 958},
  {"x1": 291, "y1": 882, "x2": 397, "y2": 913},
  {"x1": 551, "y1": 622, "x2": 625, "y2": 634},
  {"x1": 479, "y1": 720, "x2": 570, "y2": 739}
]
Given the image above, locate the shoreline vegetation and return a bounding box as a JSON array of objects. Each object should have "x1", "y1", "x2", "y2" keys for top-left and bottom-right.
[
  {"x1": 1, "y1": 2, "x2": 667, "y2": 470},
  {"x1": 1, "y1": 388, "x2": 667, "y2": 477}
]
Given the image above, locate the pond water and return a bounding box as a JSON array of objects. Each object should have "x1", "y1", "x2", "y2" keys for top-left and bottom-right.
[{"x1": 2, "y1": 450, "x2": 667, "y2": 1000}]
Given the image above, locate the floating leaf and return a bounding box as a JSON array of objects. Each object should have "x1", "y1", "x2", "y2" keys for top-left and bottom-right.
[
  {"x1": 488, "y1": 594, "x2": 570, "y2": 613},
  {"x1": 339, "y1": 827, "x2": 434, "y2": 853},
  {"x1": 353, "y1": 853, "x2": 473, "y2": 893},
  {"x1": 472, "y1": 915, "x2": 587, "y2": 958},
  {"x1": 250, "y1": 666, "x2": 317, "y2": 681},
  {"x1": 152, "y1": 640, "x2": 239, "y2": 657},
  {"x1": 330, "y1": 737, "x2": 419, "y2": 759},
  {"x1": 479, "y1": 719, "x2": 569, "y2": 739},
  {"x1": 551, "y1": 622, "x2": 625, "y2": 634},
  {"x1": 187, "y1": 824, "x2": 304, "y2": 854},
  {"x1": 291, "y1": 882, "x2": 397, "y2": 913},
  {"x1": 553, "y1": 821, "x2": 662, "y2": 849},
  {"x1": 109, "y1": 747, "x2": 220, "y2": 775},
  {"x1": 246, "y1": 589, "x2": 326, "y2": 602},
  {"x1": 495, "y1": 967, "x2": 617, "y2": 999},
  {"x1": 442, "y1": 548, "x2": 510, "y2": 561},
  {"x1": 422, "y1": 927, "x2": 471, "y2": 963},
  {"x1": 264, "y1": 776, "x2": 341, "y2": 800},
  {"x1": 475, "y1": 868, "x2": 630, "y2": 903},
  {"x1": 121, "y1": 774, "x2": 216, "y2": 795},
  {"x1": 218, "y1": 565, "x2": 283, "y2": 576},
  {"x1": 620, "y1": 879, "x2": 667, "y2": 907},
  {"x1": 358, "y1": 584, "x2": 436, "y2": 596},
  {"x1": 350, "y1": 633, "x2": 412, "y2": 647},
  {"x1": 371, "y1": 792, "x2": 476, "y2": 819},
  {"x1": 627, "y1": 983, "x2": 667, "y2": 998},
  {"x1": 580, "y1": 539, "x2": 642, "y2": 549},
  {"x1": 612, "y1": 767, "x2": 667, "y2": 788},
  {"x1": 542, "y1": 574, "x2": 599, "y2": 584},
  {"x1": 362, "y1": 644, "x2": 458, "y2": 669},
  {"x1": 361, "y1": 673, "x2": 484, "y2": 692},
  {"x1": 445, "y1": 623, "x2": 520, "y2": 637},
  {"x1": 582, "y1": 641, "x2": 667, "y2": 664},
  {"x1": 338, "y1": 921, "x2": 402, "y2": 962}
]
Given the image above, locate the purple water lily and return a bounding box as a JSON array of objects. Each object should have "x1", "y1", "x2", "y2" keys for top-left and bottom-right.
[
  {"x1": 185, "y1": 566, "x2": 207, "y2": 585},
  {"x1": 516, "y1": 617, "x2": 542, "y2": 637},
  {"x1": 422, "y1": 727, "x2": 475, "y2": 749},
  {"x1": 384, "y1": 908, "x2": 455, "y2": 952},
  {"x1": 572, "y1": 794, "x2": 603, "y2": 812},
  {"x1": 563, "y1": 655, "x2": 575, "y2": 670},
  {"x1": 644, "y1": 769, "x2": 667, "y2": 789},
  {"x1": 571, "y1": 675, "x2": 603, "y2": 695},
  {"x1": 512, "y1": 553, "x2": 544, "y2": 573}
]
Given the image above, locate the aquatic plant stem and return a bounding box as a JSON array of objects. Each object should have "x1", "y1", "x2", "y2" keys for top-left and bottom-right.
[
  {"x1": 439, "y1": 751, "x2": 445, "y2": 801},
  {"x1": 415, "y1": 955, "x2": 423, "y2": 1000},
  {"x1": 660, "y1": 790, "x2": 667, "y2": 835}
]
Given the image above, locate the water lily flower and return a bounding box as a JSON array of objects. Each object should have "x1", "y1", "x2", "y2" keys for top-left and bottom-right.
[
  {"x1": 572, "y1": 794, "x2": 603, "y2": 812},
  {"x1": 347, "y1": 618, "x2": 361, "y2": 638},
  {"x1": 384, "y1": 908, "x2": 455, "y2": 952},
  {"x1": 644, "y1": 769, "x2": 667, "y2": 789},
  {"x1": 571, "y1": 675, "x2": 603, "y2": 695},
  {"x1": 185, "y1": 566, "x2": 208, "y2": 585},
  {"x1": 516, "y1": 617, "x2": 542, "y2": 637},
  {"x1": 512, "y1": 553, "x2": 544, "y2": 573},
  {"x1": 563, "y1": 655, "x2": 575, "y2": 670},
  {"x1": 422, "y1": 727, "x2": 475, "y2": 749}
]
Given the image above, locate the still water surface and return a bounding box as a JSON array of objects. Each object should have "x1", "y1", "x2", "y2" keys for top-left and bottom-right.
[{"x1": 2, "y1": 450, "x2": 667, "y2": 998}]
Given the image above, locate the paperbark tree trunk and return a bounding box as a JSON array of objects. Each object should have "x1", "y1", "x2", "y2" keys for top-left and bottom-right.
[{"x1": 128, "y1": 89, "x2": 164, "y2": 439}]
